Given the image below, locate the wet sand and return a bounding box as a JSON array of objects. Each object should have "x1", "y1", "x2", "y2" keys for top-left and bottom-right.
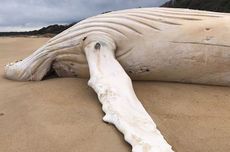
[{"x1": 0, "y1": 37, "x2": 230, "y2": 152}]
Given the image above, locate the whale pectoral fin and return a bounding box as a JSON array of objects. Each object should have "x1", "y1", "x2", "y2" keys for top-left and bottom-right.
[{"x1": 83, "y1": 36, "x2": 174, "y2": 152}]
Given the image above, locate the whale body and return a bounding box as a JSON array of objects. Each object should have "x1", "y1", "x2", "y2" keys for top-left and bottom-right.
[{"x1": 5, "y1": 7, "x2": 230, "y2": 86}]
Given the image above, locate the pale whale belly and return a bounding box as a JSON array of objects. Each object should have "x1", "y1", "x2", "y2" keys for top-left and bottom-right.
[
  {"x1": 117, "y1": 14, "x2": 230, "y2": 86},
  {"x1": 48, "y1": 8, "x2": 230, "y2": 86}
]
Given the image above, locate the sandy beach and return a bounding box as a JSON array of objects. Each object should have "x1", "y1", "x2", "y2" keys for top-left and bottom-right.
[{"x1": 0, "y1": 37, "x2": 230, "y2": 152}]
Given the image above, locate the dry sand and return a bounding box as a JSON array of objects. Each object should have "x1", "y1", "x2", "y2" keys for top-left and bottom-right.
[{"x1": 0, "y1": 37, "x2": 230, "y2": 152}]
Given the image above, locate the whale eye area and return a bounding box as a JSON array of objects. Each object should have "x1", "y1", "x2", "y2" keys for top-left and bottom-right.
[{"x1": 95, "y1": 43, "x2": 101, "y2": 50}]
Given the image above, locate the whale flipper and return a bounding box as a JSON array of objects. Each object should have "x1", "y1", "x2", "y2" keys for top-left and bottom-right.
[{"x1": 83, "y1": 35, "x2": 174, "y2": 152}]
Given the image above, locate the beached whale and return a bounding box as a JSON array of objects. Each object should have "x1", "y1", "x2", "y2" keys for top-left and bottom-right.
[
  {"x1": 4, "y1": 7, "x2": 230, "y2": 152},
  {"x1": 5, "y1": 7, "x2": 230, "y2": 86}
]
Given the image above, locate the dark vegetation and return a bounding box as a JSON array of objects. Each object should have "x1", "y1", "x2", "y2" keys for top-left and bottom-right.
[
  {"x1": 0, "y1": 22, "x2": 78, "y2": 37},
  {"x1": 162, "y1": 0, "x2": 230, "y2": 13}
]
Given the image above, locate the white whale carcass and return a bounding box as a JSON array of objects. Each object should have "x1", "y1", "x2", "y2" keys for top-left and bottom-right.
[{"x1": 4, "y1": 7, "x2": 230, "y2": 152}]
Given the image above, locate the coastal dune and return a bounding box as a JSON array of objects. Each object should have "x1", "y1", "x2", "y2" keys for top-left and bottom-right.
[{"x1": 0, "y1": 37, "x2": 230, "y2": 152}]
